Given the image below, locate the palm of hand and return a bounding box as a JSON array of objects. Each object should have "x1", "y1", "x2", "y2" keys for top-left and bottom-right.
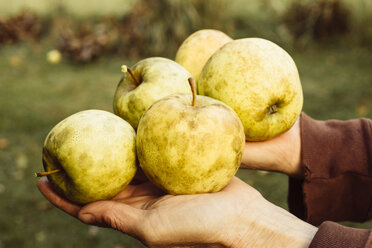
[{"x1": 38, "y1": 176, "x2": 259, "y2": 248}]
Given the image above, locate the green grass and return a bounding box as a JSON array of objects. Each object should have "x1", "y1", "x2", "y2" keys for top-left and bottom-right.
[{"x1": 0, "y1": 39, "x2": 371, "y2": 247}]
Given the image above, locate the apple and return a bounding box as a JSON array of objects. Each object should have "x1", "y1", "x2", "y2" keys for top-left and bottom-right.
[
  {"x1": 113, "y1": 57, "x2": 192, "y2": 129},
  {"x1": 175, "y1": 29, "x2": 232, "y2": 83},
  {"x1": 136, "y1": 78, "x2": 245, "y2": 194},
  {"x1": 198, "y1": 38, "x2": 303, "y2": 141},
  {"x1": 37, "y1": 109, "x2": 137, "y2": 204}
]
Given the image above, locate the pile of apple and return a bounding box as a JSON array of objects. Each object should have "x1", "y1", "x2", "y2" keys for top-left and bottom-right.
[{"x1": 37, "y1": 29, "x2": 303, "y2": 204}]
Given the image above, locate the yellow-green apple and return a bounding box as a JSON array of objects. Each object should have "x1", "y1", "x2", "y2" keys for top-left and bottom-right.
[
  {"x1": 175, "y1": 29, "x2": 232, "y2": 83},
  {"x1": 198, "y1": 38, "x2": 303, "y2": 141},
  {"x1": 37, "y1": 109, "x2": 137, "y2": 204},
  {"x1": 136, "y1": 78, "x2": 245, "y2": 194},
  {"x1": 113, "y1": 57, "x2": 192, "y2": 129}
]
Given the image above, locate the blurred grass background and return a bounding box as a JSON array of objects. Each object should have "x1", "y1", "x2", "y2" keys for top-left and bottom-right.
[{"x1": 0, "y1": 0, "x2": 371, "y2": 247}]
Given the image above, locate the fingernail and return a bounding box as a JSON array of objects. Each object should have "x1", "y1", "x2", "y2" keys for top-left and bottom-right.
[{"x1": 80, "y1": 213, "x2": 95, "y2": 223}]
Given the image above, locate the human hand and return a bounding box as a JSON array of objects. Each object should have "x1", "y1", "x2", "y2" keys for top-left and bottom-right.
[
  {"x1": 37, "y1": 176, "x2": 316, "y2": 248},
  {"x1": 241, "y1": 117, "x2": 303, "y2": 178}
]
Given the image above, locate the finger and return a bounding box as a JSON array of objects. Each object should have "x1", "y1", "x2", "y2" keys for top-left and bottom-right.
[
  {"x1": 78, "y1": 201, "x2": 145, "y2": 237},
  {"x1": 37, "y1": 177, "x2": 81, "y2": 217}
]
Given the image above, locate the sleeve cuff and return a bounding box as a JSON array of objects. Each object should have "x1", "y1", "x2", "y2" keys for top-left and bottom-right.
[
  {"x1": 309, "y1": 221, "x2": 372, "y2": 248},
  {"x1": 288, "y1": 113, "x2": 372, "y2": 225}
]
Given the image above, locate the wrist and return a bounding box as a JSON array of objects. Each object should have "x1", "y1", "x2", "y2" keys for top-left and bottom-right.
[{"x1": 229, "y1": 198, "x2": 317, "y2": 248}]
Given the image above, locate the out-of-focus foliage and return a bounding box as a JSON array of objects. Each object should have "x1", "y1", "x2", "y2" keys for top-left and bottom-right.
[
  {"x1": 0, "y1": 0, "x2": 137, "y2": 18},
  {"x1": 0, "y1": 0, "x2": 233, "y2": 63},
  {"x1": 56, "y1": 17, "x2": 120, "y2": 63},
  {"x1": 117, "y1": 0, "x2": 233, "y2": 58},
  {"x1": 55, "y1": 0, "x2": 234, "y2": 63},
  {"x1": 283, "y1": 0, "x2": 350, "y2": 43},
  {"x1": 0, "y1": 11, "x2": 43, "y2": 44},
  {"x1": 0, "y1": 0, "x2": 371, "y2": 63},
  {"x1": 231, "y1": 0, "x2": 372, "y2": 48}
]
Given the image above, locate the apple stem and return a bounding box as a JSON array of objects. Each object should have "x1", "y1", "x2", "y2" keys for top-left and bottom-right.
[
  {"x1": 34, "y1": 169, "x2": 62, "y2": 177},
  {"x1": 268, "y1": 104, "x2": 278, "y2": 114},
  {"x1": 188, "y1": 77, "x2": 197, "y2": 107},
  {"x1": 121, "y1": 65, "x2": 140, "y2": 85}
]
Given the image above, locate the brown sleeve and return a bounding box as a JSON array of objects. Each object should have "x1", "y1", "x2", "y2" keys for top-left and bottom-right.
[
  {"x1": 288, "y1": 113, "x2": 372, "y2": 225},
  {"x1": 309, "y1": 221, "x2": 372, "y2": 248}
]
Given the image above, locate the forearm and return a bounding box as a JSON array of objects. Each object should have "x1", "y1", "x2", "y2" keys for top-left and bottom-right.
[{"x1": 227, "y1": 198, "x2": 317, "y2": 248}]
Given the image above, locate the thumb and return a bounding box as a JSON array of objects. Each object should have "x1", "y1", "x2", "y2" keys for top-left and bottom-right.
[{"x1": 78, "y1": 201, "x2": 144, "y2": 236}]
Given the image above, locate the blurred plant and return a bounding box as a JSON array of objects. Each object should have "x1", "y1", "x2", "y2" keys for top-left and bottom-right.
[
  {"x1": 0, "y1": 11, "x2": 42, "y2": 45},
  {"x1": 229, "y1": 0, "x2": 290, "y2": 47},
  {"x1": 348, "y1": 0, "x2": 372, "y2": 46},
  {"x1": 56, "y1": 16, "x2": 120, "y2": 63},
  {"x1": 192, "y1": 0, "x2": 234, "y2": 32},
  {"x1": 283, "y1": 0, "x2": 350, "y2": 44},
  {"x1": 54, "y1": 0, "x2": 234, "y2": 63},
  {"x1": 117, "y1": 0, "x2": 233, "y2": 58}
]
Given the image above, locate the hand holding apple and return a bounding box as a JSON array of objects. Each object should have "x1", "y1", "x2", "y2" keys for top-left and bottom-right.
[
  {"x1": 36, "y1": 27, "x2": 313, "y2": 247},
  {"x1": 241, "y1": 117, "x2": 303, "y2": 178},
  {"x1": 37, "y1": 176, "x2": 317, "y2": 248}
]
